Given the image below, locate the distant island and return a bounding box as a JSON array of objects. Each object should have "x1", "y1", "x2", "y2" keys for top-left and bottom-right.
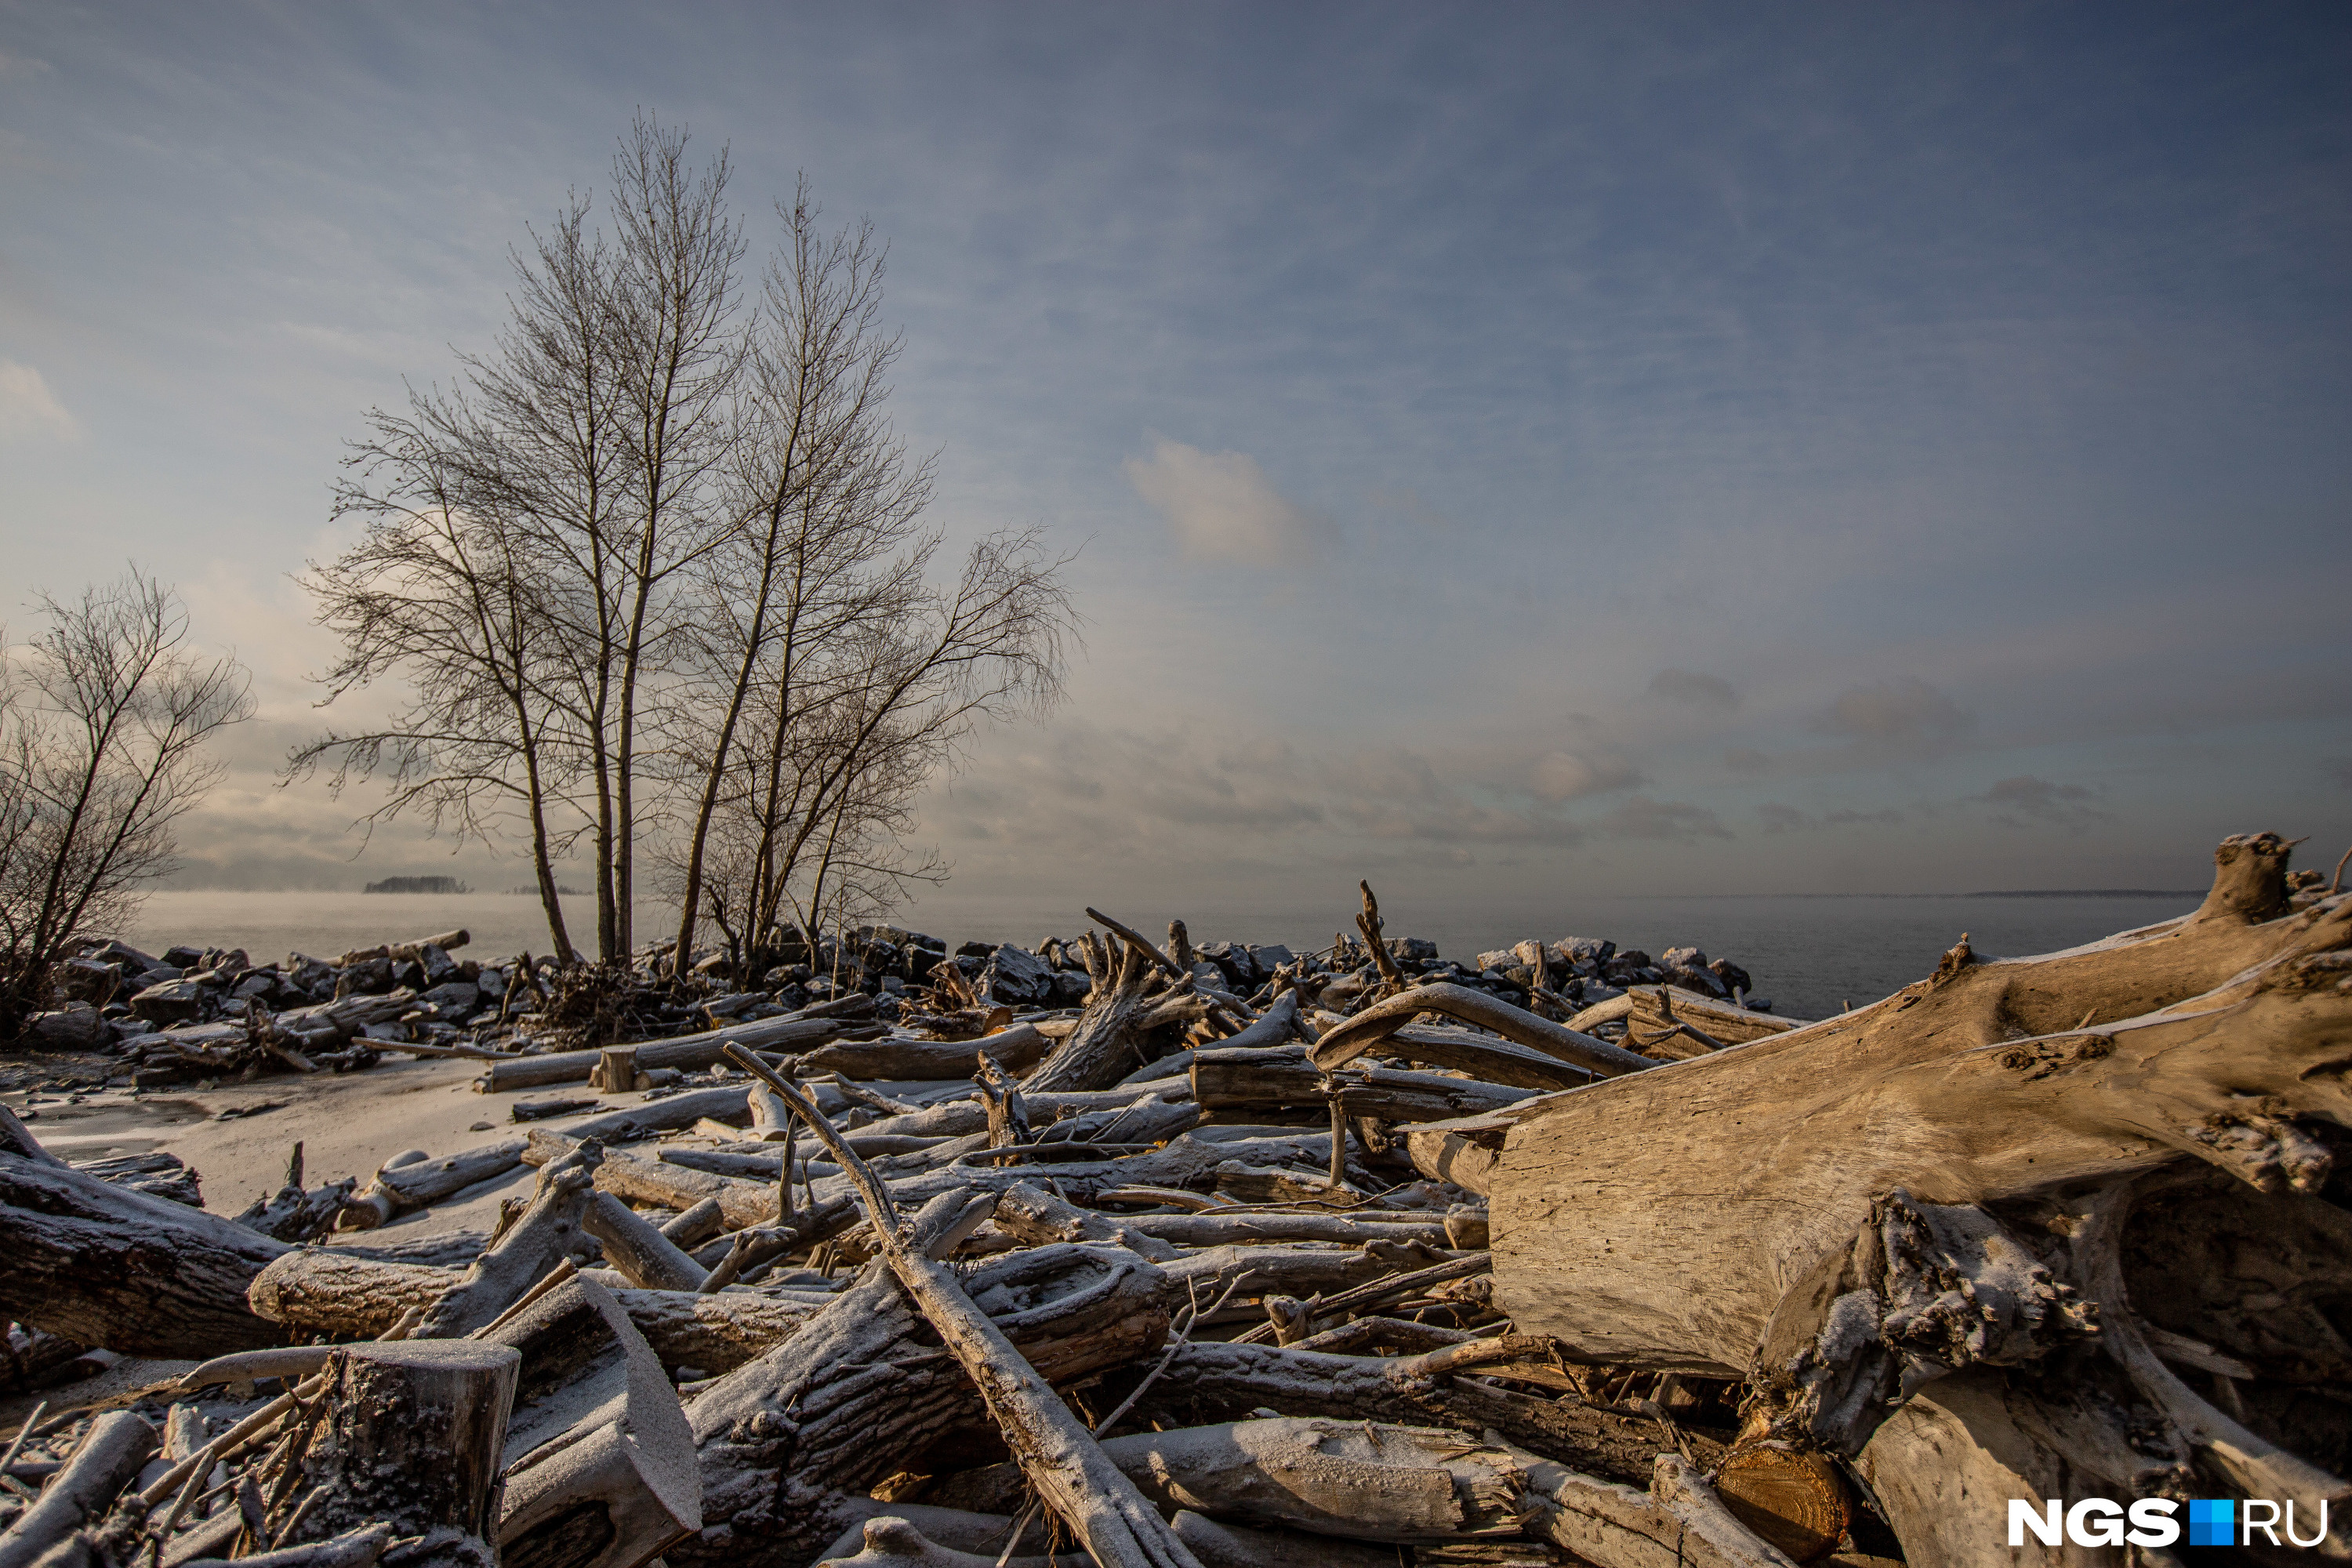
[
  {"x1": 1962, "y1": 888, "x2": 2203, "y2": 898},
  {"x1": 363, "y1": 876, "x2": 471, "y2": 895},
  {"x1": 505, "y1": 884, "x2": 583, "y2": 896}
]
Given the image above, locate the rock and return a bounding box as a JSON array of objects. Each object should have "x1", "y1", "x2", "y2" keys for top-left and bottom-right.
[
  {"x1": 956, "y1": 940, "x2": 996, "y2": 960},
  {"x1": 1663, "y1": 964, "x2": 1729, "y2": 999},
  {"x1": 231, "y1": 972, "x2": 278, "y2": 1001},
  {"x1": 477, "y1": 966, "x2": 508, "y2": 1000},
  {"x1": 1383, "y1": 937, "x2": 1438, "y2": 967},
  {"x1": 419, "y1": 981, "x2": 483, "y2": 1022},
  {"x1": 342, "y1": 954, "x2": 396, "y2": 993},
  {"x1": 1247, "y1": 943, "x2": 1294, "y2": 977},
  {"x1": 24, "y1": 1004, "x2": 111, "y2": 1050},
  {"x1": 1709, "y1": 957, "x2": 1753, "y2": 995},
  {"x1": 162, "y1": 943, "x2": 207, "y2": 969},
  {"x1": 419, "y1": 943, "x2": 463, "y2": 985},
  {"x1": 56, "y1": 956, "x2": 125, "y2": 1002},
  {"x1": 1050, "y1": 970, "x2": 1094, "y2": 1007},
  {"x1": 1552, "y1": 936, "x2": 1614, "y2": 970},
  {"x1": 1473, "y1": 949, "x2": 1519, "y2": 972},
  {"x1": 980, "y1": 944, "x2": 1054, "y2": 1007},
  {"x1": 129, "y1": 977, "x2": 212, "y2": 1025},
  {"x1": 1660, "y1": 945, "x2": 1708, "y2": 971},
  {"x1": 1197, "y1": 941, "x2": 1260, "y2": 989},
  {"x1": 286, "y1": 953, "x2": 339, "y2": 994},
  {"x1": 82, "y1": 938, "x2": 160, "y2": 971}
]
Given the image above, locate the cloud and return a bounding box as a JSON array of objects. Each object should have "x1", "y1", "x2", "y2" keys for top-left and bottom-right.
[
  {"x1": 1531, "y1": 750, "x2": 1643, "y2": 802},
  {"x1": 2327, "y1": 757, "x2": 2352, "y2": 790},
  {"x1": 1810, "y1": 677, "x2": 1973, "y2": 753},
  {"x1": 1757, "y1": 802, "x2": 1906, "y2": 833},
  {"x1": 1649, "y1": 668, "x2": 1740, "y2": 713},
  {"x1": 0, "y1": 361, "x2": 81, "y2": 442},
  {"x1": 1599, "y1": 797, "x2": 1733, "y2": 842},
  {"x1": 1124, "y1": 437, "x2": 1334, "y2": 564},
  {"x1": 1723, "y1": 747, "x2": 1772, "y2": 775},
  {"x1": 1975, "y1": 775, "x2": 2107, "y2": 830}
]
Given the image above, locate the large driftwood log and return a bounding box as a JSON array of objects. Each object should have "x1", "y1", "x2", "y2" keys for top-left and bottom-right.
[
  {"x1": 731, "y1": 1058, "x2": 1200, "y2": 1568},
  {"x1": 680, "y1": 1207, "x2": 1174, "y2": 1568},
  {"x1": 1475, "y1": 833, "x2": 2352, "y2": 1562},
  {"x1": 0, "y1": 1153, "x2": 291, "y2": 1356},
  {"x1": 1191, "y1": 1044, "x2": 1532, "y2": 1122},
  {"x1": 1312, "y1": 980, "x2": 1654, "y2": 1077},
  {"x1": 789, "y1": 1026, "x2": 1048, "y2": 1083},
  {"x1": 477, "y1": 1009, "x2": 866, "y2": 1093}
]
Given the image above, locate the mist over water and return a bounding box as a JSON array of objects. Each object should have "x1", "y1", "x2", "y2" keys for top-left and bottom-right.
[{"x1": 126, "y1": 887, "x2": 2201, "y2": 1023}]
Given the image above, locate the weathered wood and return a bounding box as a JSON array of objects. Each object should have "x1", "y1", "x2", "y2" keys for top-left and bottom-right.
[
  {"x1": 0, "y1": 1152, "x2": 291, "y2": 1357},
  {"x1": 475, "y1": 1011, "x2": 860, "y2": 1092},
  {"x1": 927, "y1": 1417, "x2": 1523, "y2": 1543},
  {"x1": 680, "y1": 1214, "x2": 1172, "y2": 1568},
  {"x1": 583, "y1": 1191, "x2": 709, "y2": 1291},
  {"x1": 786, "y1": 1025, "x2": 1047, "y2": 1083},
  {"x1": 247, "y1": 1250, "x2": 817, "y2": 1375},
  {"x1": 0, "y1": 1411, "x2": 155, "y2": 1568},
  {"x1": 524, "y1": 1130, "x2": 777, "y2": 1229},
  {"x1": 1191, "y1": 1044, "x2": 1532, "y2": 1122},
  {"x1": 338, "y1": 1141, "x2": 527, "y2": 1232},
  {"x1": 1478, "y1": 835, "x2": 2352, "y2": 1564},
  {"x1": 417, "y1": 1142, "x2": 601, "y2": 1335},
  {"x1": 1022, "y1": 929, "x2": 1160, "y2": 1094},
  {"x1": 486, "y1": 1275, "x2": 700, "y2": 1568},
  {"x1": 1312, "y1": 981, "x2": 1653, "y2": 1078},
  {"x1": 725, "y1": 1054, "x2": 1200, "y2": 1568},
  {"x1": 292, "y1": 1341, "x2": 517, "y2": 1555}
]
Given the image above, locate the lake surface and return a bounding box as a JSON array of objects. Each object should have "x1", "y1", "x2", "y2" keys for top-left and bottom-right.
[{"x1": 126, "y1": 887, "x2": 2204, "y2": 1023}]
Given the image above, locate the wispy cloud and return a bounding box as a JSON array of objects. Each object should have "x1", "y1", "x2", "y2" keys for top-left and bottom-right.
[
  {"x1": 1599, "y1": 797, "x2": 1733, "y2": 842},
  {"x1": 1124, "y1": 437, "x2": 1335, "y2": 565},
  {"x1": 1976, "y1": 775, "x2": 2107, "y2": 831},
  {"x1": 0, "y1": 361, "x2": 81, "y2": 442},
  {"x1": 1649, "y1": 668, "x2": 1739, "y2": 713},
  {"x1": 1810, "y1": 677, "x2": 1973, "y2": 755}
]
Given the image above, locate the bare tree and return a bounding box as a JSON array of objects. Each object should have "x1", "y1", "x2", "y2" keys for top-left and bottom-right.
[
  {"x1": 0, "y1": 571, "x2": 253, "y2": 1035},
  {"x1": 299, "y1": 118, "x2": 1072, "y2": 977},
  {"x1": 298, "y1": 115, "x2": 742, "y2": 963}
]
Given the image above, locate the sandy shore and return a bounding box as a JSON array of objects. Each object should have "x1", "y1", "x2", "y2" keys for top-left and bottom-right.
[{"x1": 9, "y1": 1057, "x2": 546, "y2": 1238}]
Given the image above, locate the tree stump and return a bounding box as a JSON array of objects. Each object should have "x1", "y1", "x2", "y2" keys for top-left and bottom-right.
[
  {"x1": 591, "y1": 1047, "x2": 643, "y2": 1094},
  {"x1": 297, "y1": 1340, "x2": 521, "y2": 1561}
]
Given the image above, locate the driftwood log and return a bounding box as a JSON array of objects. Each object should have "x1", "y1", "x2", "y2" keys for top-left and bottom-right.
[{"x1": 1467, "y1": 833, "x2": 2352, "y2": 1560}]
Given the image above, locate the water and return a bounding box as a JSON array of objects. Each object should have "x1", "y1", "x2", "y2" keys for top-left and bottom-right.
[{"x1": 126, "y1": 887, "x2": 2203, "y2": 1022}]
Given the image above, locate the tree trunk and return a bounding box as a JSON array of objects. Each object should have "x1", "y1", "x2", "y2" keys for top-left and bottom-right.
[
  {"x1": 294, "y1": 1341, "x2": 519, "y2": 1562},
  {"x1": 0, "y1": 1153, "x2": 290, "y2": 1357},
  {"x1": 1470, "y1": 833, "x2": 2352, "y2": 1562}
]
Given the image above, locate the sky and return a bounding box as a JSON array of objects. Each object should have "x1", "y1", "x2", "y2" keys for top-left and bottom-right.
[{"x1": 2, "y1": 1, "x2": 2349, "y2": 917}]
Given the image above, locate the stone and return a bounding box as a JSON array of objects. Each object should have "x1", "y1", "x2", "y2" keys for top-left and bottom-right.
[
  {"x1": 980, "y1": 944, "x2": 1054, "y2": 1007},
  {"x1": 129, "y1": 977, "x2": 211, "y2": 1025},
  {"x1": 1709, "y1": 957, "x2": 1753, "y2": 995},
  {"x1": 342, "y1": 954, "x2": 396, "y2": 993},
  {"x1": 1197, "y1": 941, "x2": 1260, "y2": 989},
  {"x1": 419, "y1": 943, "x2": 463, "y2": 985},
  {"x1": 1552, "y1": 936, "x2": 1615, "y2": 969},
  {"x1": 420, "y1": 981, "x2": 484, "y2": 1021},
  {"x1": 1050, "y1": 970, "x2": 1094, "y2": 1007},
  {"x1": 1383, "y1": 937, "x2": 1438, "y2": 967},
  {"x1": 1660, "y1": 945, "x2": 1708, "y2": 972},
  {"x1": 162, "y1": 943, "x2": 207, "y2": 969},
  {"x1": 1247, "y1": 943, "x2": 1295, "y2": 976},
  {"x1": 25, "y1": 1004, "x2": 111, "y2": 1050}
]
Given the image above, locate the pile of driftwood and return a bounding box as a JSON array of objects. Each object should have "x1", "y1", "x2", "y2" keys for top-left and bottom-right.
[{"x1": 2, "y1": 834, "x2": 2347, "y2": 1568}]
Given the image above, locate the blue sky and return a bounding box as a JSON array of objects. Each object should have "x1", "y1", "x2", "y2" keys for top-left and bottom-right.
[{"x1": 3, "y1": 2, "x2": 2347, "y2": 904}]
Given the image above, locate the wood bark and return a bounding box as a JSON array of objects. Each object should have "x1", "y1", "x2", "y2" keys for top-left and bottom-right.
[
  {"x1": 583, "y1": 1192, "x2": 710, "y2": 1291},
  {"x1": 0, "y1": 1152, "x2": 291, "y2": 1357},
  {"x1": 417, "y1": 1141, "x2": 600, "y2": 1336},
  {"x1": 789, "y1": 1025, "x2": 1047, "y2": 1083},
  {"x1": 475, "y1": 1010, "x2": 862, "y2": 1092},
  {"x1": 729, "y1": 1058, "x2": 1201, "y2": 1568},
  {"x1": 678, "y1": 1223, "x2": 1172, "y2": 1568},
  {"x1": 1312, "y1": 980, "x2": 1654, "y2": 1078},
  {"x1": 1022, "y1": 930, "x2": 1160, "y2": 1094},
  {"x1": 338, "y1": 1141, "x2": 527, "y2": 1232},
  {"x1": 294, "y1": 1341, "x2": 518, "y2": 1557},
  {"x1": 485, "y1": 1274, "x2": 700, "y2": 1568},
  {"x1": 1191, "y1": 1044, "x2": 1531, "y2": 1123},
  {"x1": 1471, "y1": 834, "x2": 2352, "y2": 1563},
  {"x1": 246, "y1": 1250, "x2": 817, "y2": 1375}
]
